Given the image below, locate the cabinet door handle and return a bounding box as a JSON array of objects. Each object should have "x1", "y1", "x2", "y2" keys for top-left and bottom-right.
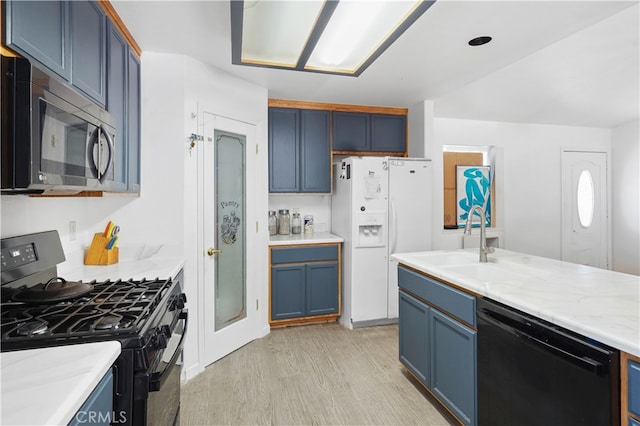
[{"x1": 99, "y1": 125, "x2": 114, "y2": 183}]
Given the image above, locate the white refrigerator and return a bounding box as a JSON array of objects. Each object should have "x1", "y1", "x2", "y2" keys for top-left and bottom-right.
[{"x1": 331, "y1": 156, "x2": 432, "y2": 328}]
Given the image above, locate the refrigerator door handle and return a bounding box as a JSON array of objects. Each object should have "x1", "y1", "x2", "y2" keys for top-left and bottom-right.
[{"x1": 390, "y1": 199, "x2": 398, "y2": 253}]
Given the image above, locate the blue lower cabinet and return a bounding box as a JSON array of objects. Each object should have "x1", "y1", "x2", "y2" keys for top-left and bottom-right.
[
  {"x1": 399, "y1": 291, "x2": 430, "y2": 386},
  {"x1": 306, "y1": 262, "x2": 339, "y2": 316},
  {"x1": 270, "y1": 245, "x2": 340, "y2": 323},
  {"x1": 271, "y1": 265, "x2": 305, "y2": 320},
  {"x1": 430, "y1": 309, "x2": 477, "y2": 426},
  {"x1": 398, "y1": 267, "x2": 477, "y2": 426},
  {"x1": 629, "y1": 360, "x2": 640, "y2": 418},
  {"x1": 68, "y1": 369, "x2": 113, "y2": 426}
]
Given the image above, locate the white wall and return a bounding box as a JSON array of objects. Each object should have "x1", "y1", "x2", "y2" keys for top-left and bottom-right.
[
  {"x1": 268, "y1": 194, "x2": 331, "y2": 233},
  {"x1": 611, "y1": 119, "x2": 640, "y2": 275},
  {"x1": 166, "y1": 53, "x2": 269, "y2": 381},
  {"x1": 431, "y1": 118, "x2": 612, "y2": 260},
  {"x1": 408, "y1": 100, "x2": 434, "y2": 159},
  {"x1": 0, "y1": 52, "x2": 270, "y2": 383},
  {"x1": 0, "y1": 56, "x2": 186, "y2": 255}
]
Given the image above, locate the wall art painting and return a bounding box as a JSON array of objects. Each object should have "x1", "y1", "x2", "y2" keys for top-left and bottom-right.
[{"x1": 456, "y1": 165, "x2": 491, "y2": 228}]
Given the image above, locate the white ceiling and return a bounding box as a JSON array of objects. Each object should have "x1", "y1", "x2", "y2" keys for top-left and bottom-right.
[{"x1": 111, "y1": 0, "x2": 639, "y2": 128}]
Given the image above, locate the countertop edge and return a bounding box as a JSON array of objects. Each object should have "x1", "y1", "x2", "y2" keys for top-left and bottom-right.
[
  {"x1": 1, "y1": 341, "x2": 121, "y2": 426},
  {"x1": 269, "y1": 232, "x2": 344, "y2": 246}
]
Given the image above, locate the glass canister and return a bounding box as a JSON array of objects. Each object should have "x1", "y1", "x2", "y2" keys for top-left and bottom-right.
[
  {"x1": 278, "y1": 209, "x2": 290, "y2": 235},
  {"x1": 268, "y1": 211, "x2": 277, "y2": 236},
  {"x1": 292, "y1": 210, "x2": 302, "y2": 234}
]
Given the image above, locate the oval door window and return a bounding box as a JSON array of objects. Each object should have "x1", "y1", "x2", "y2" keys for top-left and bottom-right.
[{"x1": 577, "y1": 169, "x2": 595, "y2": 227}]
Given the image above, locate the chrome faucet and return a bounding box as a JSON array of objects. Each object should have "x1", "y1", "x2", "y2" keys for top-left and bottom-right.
[{"x1": 464, "y1": 205, "x2": 494, "y2": 263}]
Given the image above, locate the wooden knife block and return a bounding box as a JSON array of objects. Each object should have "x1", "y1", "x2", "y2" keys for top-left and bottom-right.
[{"x1": 84, "y1": 233, "x2": 119, "y2": 265}]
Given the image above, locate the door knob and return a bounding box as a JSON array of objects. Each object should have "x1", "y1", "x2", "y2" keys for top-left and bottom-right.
[{"x1": 207, "y1": 247, "x2": 223, "y2": 256}]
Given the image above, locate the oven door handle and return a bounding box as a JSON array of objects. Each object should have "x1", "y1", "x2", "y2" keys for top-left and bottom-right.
[{"x1": 149, "y1": 310, "x2": 188, "y2": 392}]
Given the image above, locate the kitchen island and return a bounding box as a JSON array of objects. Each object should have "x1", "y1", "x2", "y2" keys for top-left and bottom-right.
[
  {"x1": 392, "y1": 248, "x2": 640, "y2": 426},
  {"x1": 392, "y1": 248, "x2": 640, "y2": 356}
]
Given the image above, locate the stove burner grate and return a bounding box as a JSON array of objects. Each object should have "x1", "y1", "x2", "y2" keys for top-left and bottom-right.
[{"x1": 1, "y1": 277, "x2": 173, "y2": 344}]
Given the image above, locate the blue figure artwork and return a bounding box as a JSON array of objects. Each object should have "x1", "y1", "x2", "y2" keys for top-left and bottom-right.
[{"x1": 458, "y1": 167, "x2": 491, "y2": 227}]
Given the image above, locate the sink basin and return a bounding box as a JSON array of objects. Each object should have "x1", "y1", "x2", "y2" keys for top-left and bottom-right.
[
  {"x1": 442, "y1": 263, "x2": 522, "y2": 283},
  {"x1": 408, "y1": 251, "x2": 478, "y2": 266}
]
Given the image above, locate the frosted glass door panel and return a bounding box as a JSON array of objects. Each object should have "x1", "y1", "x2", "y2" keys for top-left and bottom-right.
[{"x1": 214, "y1": 130, "x2": 246, "y2": 331}]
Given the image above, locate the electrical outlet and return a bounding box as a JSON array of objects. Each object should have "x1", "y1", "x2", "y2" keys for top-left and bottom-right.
[{"x1": 69, "y1": 221, "x2": 76, "y2": 241}]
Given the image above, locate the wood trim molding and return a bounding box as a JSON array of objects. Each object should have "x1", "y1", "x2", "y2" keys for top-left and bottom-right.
[
  {"x1": 29, "y1": 191, "x2": 105, "y2": 198},
  {"x1": 622, "y1": 351, "x2": 640, "y2": 424},
  {"x1": 98, "y1": 0, "x2": 142, "y2": 57},
  {"x1": 332, "y1": 150, "x2": 408, "y2": 157},
  {"x1": 269, "y1": 98, "x2": 408, "y2": 116}
]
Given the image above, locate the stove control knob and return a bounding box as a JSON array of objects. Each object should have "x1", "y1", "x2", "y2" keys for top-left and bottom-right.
[
  {"x1": 157, "y1": 333, "x2": 168, "y2": 350},
  {"x1": 153, "y1": 329, "x2": 168, "y2": 350},
  {"x1": 160, "y1": 324, "x2": 172, "y2": 338},
  {"x1": 169, "y1": 293, "x2": 187, "y2": 311}
]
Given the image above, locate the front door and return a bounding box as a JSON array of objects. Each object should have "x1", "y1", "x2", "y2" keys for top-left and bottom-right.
[
  {"x1": 202, "y1": 112, "x2": 260, "y2": 367},
  {"x1": 561, "y1": 150, "x2": 608, "y2": 269}
]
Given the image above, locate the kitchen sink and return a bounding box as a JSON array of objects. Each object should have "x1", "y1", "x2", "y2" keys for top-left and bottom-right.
[
  {"x1": 441, "y1": 263, "x2": 524, "y2": 283},
  {"x1": 405, "y1": 251, "x2": 480, "y2": 266}
]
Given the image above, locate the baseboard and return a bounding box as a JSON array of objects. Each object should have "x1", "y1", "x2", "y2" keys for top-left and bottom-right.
[{"x1": 352, "y1": 317, "x2": 398, "y2": 328}]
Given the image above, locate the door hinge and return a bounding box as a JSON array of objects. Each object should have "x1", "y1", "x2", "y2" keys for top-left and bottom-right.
[
  {"x1": 256, "y1": 221, "x2": 259, "y2": 232},
  {"x1": 256, "y1": 144, "x2": 259, "y2": 155},
  {"x1": 256, "y1": 299, "x2": 259, "y2": 311}
]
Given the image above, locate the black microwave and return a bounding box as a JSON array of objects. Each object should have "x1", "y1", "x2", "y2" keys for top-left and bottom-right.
[{"x1": 1, "y1": 55, "x2": 122, "y2": 194}]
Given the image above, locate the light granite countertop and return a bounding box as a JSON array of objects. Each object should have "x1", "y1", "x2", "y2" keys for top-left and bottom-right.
[
  {"x1": 58, "y1": 244, "x2": 185, "y2": 282},
  {"x1": 392, "y1": 248, "x2": 640, "y2": 357},
  {"x1": 269, "y1": 232, "x2": 344, "y2": 246},
  {"x1": 0, "y1": 341, "x2": 121, "y2": 425}
]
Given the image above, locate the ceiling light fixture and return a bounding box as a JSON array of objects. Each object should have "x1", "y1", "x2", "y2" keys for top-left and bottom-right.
[
  {"x1": 231, "y1": 0, "x2": 436, "y2": 77},
  {"x1": 468, "y1": 36, "x2": 492, "y2": 46}
]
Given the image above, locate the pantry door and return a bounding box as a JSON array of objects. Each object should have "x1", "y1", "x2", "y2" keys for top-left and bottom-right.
[
  {"x1": 202, "y1": 112, "x2": 260, "y2": 367},
  {"x1": 561, "y1": 151, "x2": 609, "y2": 269}
]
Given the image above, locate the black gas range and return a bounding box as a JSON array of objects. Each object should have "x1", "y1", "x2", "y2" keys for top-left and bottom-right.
[{"x1": 1, "y1": 230, "x2": 187, "y2": 426}]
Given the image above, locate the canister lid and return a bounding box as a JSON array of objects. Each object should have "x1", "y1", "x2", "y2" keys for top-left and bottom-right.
[{"x1": 278, "y1": 209, "x2": 289, "y2": 214}]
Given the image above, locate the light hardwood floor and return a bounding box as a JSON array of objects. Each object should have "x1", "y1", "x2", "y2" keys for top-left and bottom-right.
[{"x1": 180, "y1": 323, "x2": 457, "y2": 426}]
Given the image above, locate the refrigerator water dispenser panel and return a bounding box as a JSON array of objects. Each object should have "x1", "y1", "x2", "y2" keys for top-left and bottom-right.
[{"x1": 356, "y1": 212, "x2": 385, "y2": 247}]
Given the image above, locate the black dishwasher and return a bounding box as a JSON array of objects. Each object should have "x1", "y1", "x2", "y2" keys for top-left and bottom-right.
[{"x1": 477, "y1": 298, "x2": 619, "y2": 426}]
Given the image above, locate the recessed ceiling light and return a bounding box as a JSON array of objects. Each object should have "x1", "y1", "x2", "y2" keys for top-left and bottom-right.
[{"x1": 468, "y1": 36, "x2": 492, "y2": 46}]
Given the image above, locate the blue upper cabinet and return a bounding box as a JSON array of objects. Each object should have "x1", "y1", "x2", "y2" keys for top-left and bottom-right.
[
  {"x1": 4, "y1": 0, "x2": 107, "y2": 106},
  {"x1": 269, "y1": 107, "x2": 331, "y2": 193},
  {"x1": 106, "y1": 19, "x2": 141, "y2": 193},
  {"x1": 70, "y1": 0, "x2": 106, "y2": 105},
  {"x1": 4, "y1": 1, "x2": 71, "y2": 80},
  {"x1": 269, "y1": 108, "x2": 300, "y2": 192},
  {"x1": 371, "y1": 114, "x2": 406, "y2": 153},
  {"x1": 107, "y1": 20, "x2": 128, "y2": 188},
  {"x1": 300, "y1": 110, "x2": 331, "y2": 192},
  {"x1": 332, "y1": 112, "x2": 369, "y2": 151},
  {"x1": 127, "y1": 50, "x2": 141, "y2": 192},
  {"x1": 333, "y1": 111, "x2": 406, "y2": 153}
]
